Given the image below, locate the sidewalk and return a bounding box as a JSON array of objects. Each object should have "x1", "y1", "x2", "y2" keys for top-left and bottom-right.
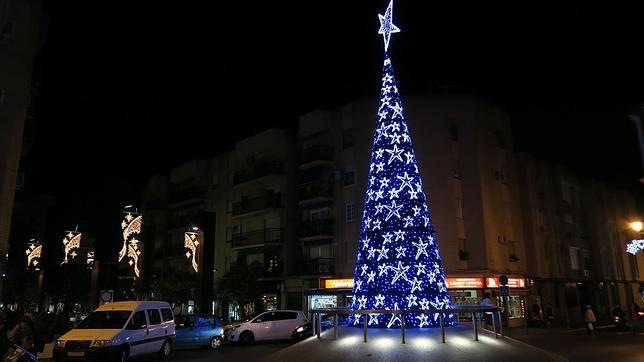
[
  {"x1": 506, "y1": 325, "x2": 644, "y2": 362},
  {"x1": 264, "y1": 324, "x2": 566, "y2": 362}
]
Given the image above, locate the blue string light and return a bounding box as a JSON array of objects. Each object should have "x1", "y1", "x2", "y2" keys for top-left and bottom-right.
[{"x1": 348, "y1": 1, "x2": 454, "y2": 328}]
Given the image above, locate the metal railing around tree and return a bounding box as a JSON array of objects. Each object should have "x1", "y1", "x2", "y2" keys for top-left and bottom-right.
[{"x1": 310, "y1": 306, "x2": 503, "y2": 344}]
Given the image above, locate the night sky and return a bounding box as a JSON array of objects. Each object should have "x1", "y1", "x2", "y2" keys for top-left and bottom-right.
[{"x1": 18, "y1": 1, "x2": 644, "y2": 258}]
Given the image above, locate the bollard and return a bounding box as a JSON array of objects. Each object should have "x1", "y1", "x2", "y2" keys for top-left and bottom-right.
[
  {"x1": 439, "y1": 312, "x2": 445, "y2": 343},
  {"x1": 491, "y1": 312, "x2": 497, "y2": 338},
  {"x1": 401, "y1": 314, "x2": 406, "y2": 344},
  {"x1": 316, "y1": 312, "x2": 321, "y2": 339},
  {"x1": 334, "y1": 313, "x2": 338, "y2": 339},
  {"x1": 363, "y1": 314, "x2": 368, "y2": 343},
  {"x1": 471, "y1": 312, "x2": 479, "y2": 341},
  {"x1": 498, "y1": 311, "x2": 504, "y2": 337}
]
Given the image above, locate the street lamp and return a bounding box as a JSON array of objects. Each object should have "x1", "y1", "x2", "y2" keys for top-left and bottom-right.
[{"x1": 629, "y1": 221, "x2": 643, "y2": 233}]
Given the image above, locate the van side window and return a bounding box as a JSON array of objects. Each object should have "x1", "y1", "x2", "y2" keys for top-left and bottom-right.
[
  {"x1": 147, "y1": 309, "x2": 162, "y2": 325},
  {"x1": 128, "y1": 311, "x2": 147, "y2": 330},
  {"x1": 161, "y1": 308, "x2": 173, "y2": 322}
]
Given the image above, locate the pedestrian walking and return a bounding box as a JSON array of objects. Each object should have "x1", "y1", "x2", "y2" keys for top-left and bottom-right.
[
  {"x1": 545, "y1": 302, "x2": 555, "y2": 328},
  {"x1": 6, "y1": 315, "x2": 34, "y2": 354},
  {"x1": 584, "y1": 305, "x2": 597, "y2": 335}
]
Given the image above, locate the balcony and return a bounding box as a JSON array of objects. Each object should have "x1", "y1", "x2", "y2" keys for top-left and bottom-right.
[
  {"x1": 298, "y1": 181, "x2": 333, "y2": 206},
  {"x1": 293, "y1": 257, "x2": 335, "y2": 276},
  {"x1": 228, "y1": 228, "x2": 283, "y2": 250},
  {"x1": 233, "y1": 160, "x2": 283, "y2": 185},
  {"x1": 299, "y1": 219, "x2": 334, "y2": 242},
  {"x1": 168, "y1": 186, "x2": 206, "y2": 207},
  {"x1": 232, "y1": 193, "x2": 284, "y2": 217},
  {"x1": 300, "y1": 145, "x2": 334, "y2": 169}
]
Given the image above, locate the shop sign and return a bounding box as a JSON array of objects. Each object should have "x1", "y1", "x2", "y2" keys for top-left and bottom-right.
[
  {"x1": 324, "y1": 278, "x2": 354, "y2": 289},
  {"x1": 486, "y1": 277, "x2": 526, "y2": 288},
  {"x1": 445, "y1": 277, "x2": 484, "y2": 289}
]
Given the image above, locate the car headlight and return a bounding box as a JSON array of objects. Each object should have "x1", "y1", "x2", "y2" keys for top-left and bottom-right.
[
  {"x1": 56, "y1": 340, "x2": 66, "y2": 348},
  {"x1": 91, "y1": 340, "x2": 112, "y2": 348},
  {"x1": 296, "y1": 326, "x2": 305, "y2": 333}
]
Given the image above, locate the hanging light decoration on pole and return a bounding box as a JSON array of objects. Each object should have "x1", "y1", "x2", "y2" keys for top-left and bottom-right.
[
  {"x1": 25, "y1": 238, "x2": 42, "y2": 270},
  {"x1": 119, "y1": 207, "x2": 143, "y2": 278},
  {"x1": 61, "y1": 227, "x2": 82, "y2": 265},
  {"x1": 184, "y1": 226, "x2": 200, "y2": 273}
]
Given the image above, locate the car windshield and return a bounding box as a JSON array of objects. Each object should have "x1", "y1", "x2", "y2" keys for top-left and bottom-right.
[{"x1": 75, "y1": 311, "x2": 132, "y2": 329}]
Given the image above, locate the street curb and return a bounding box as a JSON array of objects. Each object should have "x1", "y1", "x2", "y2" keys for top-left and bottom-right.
[{"x1": 479, "y1": 328, "x2": 569, "y2": 362}]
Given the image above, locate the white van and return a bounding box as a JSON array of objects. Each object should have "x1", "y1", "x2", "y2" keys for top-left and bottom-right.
[
  {"x1": 53, "y1": 301, "x2": 175, "y2": 361},
  {"x1": 225, "y1": 310, "x2": 307, "y2": 344}
]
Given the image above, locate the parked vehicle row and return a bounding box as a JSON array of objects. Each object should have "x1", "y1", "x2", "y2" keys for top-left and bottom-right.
[{"x1": 52, "y1": 302, "x2": 310, "y2": 361}]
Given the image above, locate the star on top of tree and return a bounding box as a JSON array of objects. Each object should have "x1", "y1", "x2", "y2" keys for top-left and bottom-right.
[{"x1": 378, "y1": 0, "x2": 401, "y2": 52}]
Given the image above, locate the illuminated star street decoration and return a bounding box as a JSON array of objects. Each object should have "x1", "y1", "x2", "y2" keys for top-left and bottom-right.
[
  {"x1": 378, "y1": 0, "x2": 400, "y2": 52},
  {"x1": 25, "y1": 241, "x2": 42, "y2": 269},
  {"x1": 61, "y1": 231, "x2": 82, "y2": 265},
  {"x1": 184, "y1": 232, "x2": 200, "y2": 272},
  {"x1": 119, "y1": 211, "x2": 143, "y2": 278},
  {"x1": 626, "y1": 239, "x2": 644, "y2": 255},
  {"x1": 349, "y1": 0, "x2": 453, "y2": 328}
]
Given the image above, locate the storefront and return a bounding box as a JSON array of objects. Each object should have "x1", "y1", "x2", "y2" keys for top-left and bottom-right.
[
  {"x1": 446, "y1": 275, "x2": 528, "y2": 326},
  {"x1": 304, "y1": 278, "x2": 353, "y2": 320}
]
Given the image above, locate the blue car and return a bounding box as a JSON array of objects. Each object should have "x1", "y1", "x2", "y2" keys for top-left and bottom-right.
[{"x1": 175, "y1": 314, "x2": 224, "y2": 350}]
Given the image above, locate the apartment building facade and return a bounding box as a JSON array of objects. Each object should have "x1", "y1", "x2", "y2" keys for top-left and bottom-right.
[
  {"x1": 517, "y1": 154, "x2": 644, "y2": 325},
  {"x1": 140, "y1": 94, "x2": 641, "y2": 326}
]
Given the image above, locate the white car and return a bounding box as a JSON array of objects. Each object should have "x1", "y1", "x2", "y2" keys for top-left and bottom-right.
[
  {"x1": 53, "y1": 301, "x2": 175, "y2": 361},
  {"x1": 225, "y1": 310, "x2": 307, "y2": 344}
]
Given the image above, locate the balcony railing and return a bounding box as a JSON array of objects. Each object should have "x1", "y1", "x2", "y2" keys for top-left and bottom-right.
[
  {"x1": 298, "y1": 181, "x2": 333, "y2": 202},
  {"x1": 228, "y1": 228, "x2": 283, "y2": 249},
  {"x1": 300, "y1": 219, "x2": 334, "y2": 239},
  {"x1": 168, "y1": 186, "x2": 206, "y2": 205},
  {"x1": 233, "y1": 160, "x2": 283, "y2": 185},
  {"x1": 300, "y1": 145, "x2": 334, "y2": 165},
  {"x1": 294, "y1": 257, "x2": 335, "y2": 275},
  {"x1": 232, "y1": 193, "x2": 283, "y2": 216}
]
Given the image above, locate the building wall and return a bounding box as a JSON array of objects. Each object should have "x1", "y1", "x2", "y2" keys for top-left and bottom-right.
[
  {"x1": 517, "y1": 153, "x2": 644, "y2": 324},
  {"x1": 0, "y1": 0, "x2": 44, "y2": 286}
]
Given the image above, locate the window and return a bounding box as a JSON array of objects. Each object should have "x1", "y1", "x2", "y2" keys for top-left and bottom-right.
[
  {"x1": 129, "y1": 311, "x2": 147, "y2": 330},
  {"x1": 274, "y1": 312, "x2": 298, "y2": 320},
  {"x1": 75, "y1": 311, "x2": 131, "y2": 329},
  {"x1": 161, "y1": 308, "x2": 173, "y2": 322},
  {"x1": 346, "y1": 203, "x2": 356, "y2": 223},
  {"x1": 561, "y1": 181, "x2": 573, "y2": 204},
  {"x1": 254, "y1": 312, "x2": 276, "y2": 323},
  {"x1": 455, "y1": 199, "x2": 463, "y2": 219},
  {"x1": 197, "y1": 315, "x2": 215, "y2": 327},
  {"x1": 449, "y1": 121, "x2": 459, "y2": 142},
  {"x1": 342, "y1": 171, "x2": 355, "y2": 186},
  {"x1": 342, "y1": 128, "x2": 353, "y2": 148},
  {"x1": 496, "y1": 130, "x2": 506, "y2": 149},
  {"x1": 147, "y1": 309, "x2": 161, "y2": 325},
  {"x1": 311, "y1": 208, "x2": 329, "y2": 221},
  {"x1": 569, "y1": 247, "x2": 580, "y2": 270}
]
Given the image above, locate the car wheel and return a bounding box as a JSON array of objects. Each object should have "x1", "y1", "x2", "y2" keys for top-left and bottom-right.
[
  {"x1": 239, "y1": 330, "x2": 254, "y2": 345},
  {"x1": 209, "y1": 336, "x2": 223, "y2": 350},
  {"x1": 119, "y1": 346, "x2": 129, "y2": 362},
  {"x1": 158, "y1": 340, "x2": 171, "y2": 359}
]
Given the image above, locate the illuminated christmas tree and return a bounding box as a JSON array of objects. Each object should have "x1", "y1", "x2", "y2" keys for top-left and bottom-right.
[{"x1": 349, "y1": 0, "x2": 454, "y2": 328}]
